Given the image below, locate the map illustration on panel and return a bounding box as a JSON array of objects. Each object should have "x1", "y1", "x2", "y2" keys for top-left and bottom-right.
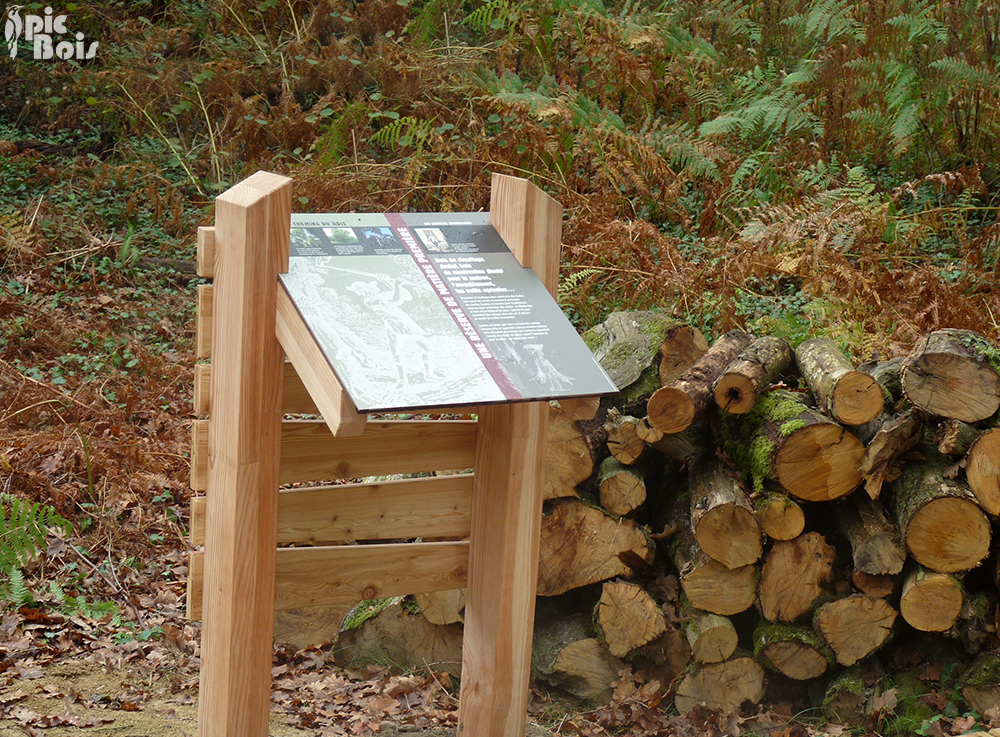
[{"x1": 280, "y1": 212, "x2": 618, "y2": 412}]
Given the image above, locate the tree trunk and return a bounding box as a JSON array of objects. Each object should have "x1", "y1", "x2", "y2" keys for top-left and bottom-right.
[
  {"x1": 835, "y1": 494, "x2": 905, "y2": 575},
  {"x1": 901, "y1": 328, "x2": 1000, "y2": 423},
  {"x1": 961, "y1": 653, "x2": 1000, "y2": 716},
  {"x1": 758, "y1": 532, "x2": 835, "y2": 623},
  {"x1": 935, "y1": 419, "x2": 982, "y2": 455},
  {"x1": 858, "y1": 355, "x2": 906, "y2": 402},
  {"x1": 649, "y1": 422, "x2": 712, "y2": 464},
  {"x1": 754, "y1": 491, "x2": 805, "y2": 541},
  {"x1": 753, "y1": 622, "x2": 833, "y2": 681},
  {"x1": 890, "y1": 453, "x2": 991, "y2": 574},
  {"x1": 659, "y1": 324, "x2": 710, "y2": 387},
  {"x1": 595, "y1": 580, "x2": 667, "y2": 658},
  {"x1": 532, "y1": 610, "x2": 623, "y2": 704},
  {"x1": 713, "y1": 336, "x2": 793, "y2": 415},
  {"x1": 415, "y1": 589, "x2": 465, "y2": 625},
  {"x1": 718, "y1": 389, "x2": 865, "y2": 501},
  {"x1": 682, "y1": 607, "x2": 738, "y2": 664},
  {"x1": 647, "y1": 331, "x2": 753, "y2": 434},
  {"x1": 674, "y1": 656, "x2": 766, "y2": 714},
  {"x1": 795, "y1": 337, "x2": 885, "y2": 425},
  {"x1": 688, "y1": 454, "x2": 762, "y2": 569},
  {"x1": 851, "y1": 571, "x2": 897, "y2": 599},
  {"x1": 545, "y1": 403, "x2": 594, "y2": 500},
  {"x1": 581, "y1": 311, "x2": 688, "y2": 397},
  {"x1": 899, "y1": 564, "x2": 963, "y2": 632},
  {"x1": 966, "y1": 427, "x2": 1000, "y2": 516},
  {"x1": 815, "y1": 594, "x2": 897, "y2": 666},
  {"x1": 822, "y1": 667, "x2": 867, "y2": 726},
  {"x1": 670, "y1": 515, "x2": 757, "y2": 616},
  {"x1": 598, "y1": 456, "x2": 647, "y2": 517},
  {"x1": 537, "y1": 498, "x2": 654, "y2": 596},
  {"x1": 605, "y1": 413, "x2": 647, "y2": 465},
  {"x1": 858, "y1": 408, "x2": 926, "y2": 499}
]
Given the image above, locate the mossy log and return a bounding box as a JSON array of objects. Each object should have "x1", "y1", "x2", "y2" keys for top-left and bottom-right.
[
  {"x1": 532, "y1": 610, "x2": 623, "y2": 704},
  {"x1": 753, "y1": 622, "x2": 833, "y2": 681},
  {"x1": 718, "y1": 389, "x2": 865, "y2": 502},
  {"x1": 670, "y1": 512, "x2": 757, "y2": 616},
  {"x1": 858, "y1": 408, "x2": 925, "y2": 499},
  {"x1": 604, "y1": 413, "x2": 647, "y2": 465},
  {"x1": 960, "y1": 652, "x2": 1000, "y2": 716},
  {"x1": 689, "y1": 454, "x2": 762, "y2": 569},
  {"x1": 659, "y1": 324, "x2": 711, "y2": 387},
  {"x1": 674, "y1": 655, "x2": 766, "y2": 714},
  {"x1": 901, "y1": 328, "x2": 1000, "y2": 423},
  {"x1": 966, "y1": 427, "x2": 1000, "y2": 516},
  {"x1": 899, "y1": 564, "x2": 962, "y2": 632},
  {"x1": 759, "y1": 532, "x2": 835, "y2": 623},
  {"x1": 598, "y1": 456, "x2": 647, "y2": 517},
  {"x1": 414, "y1": 589, "x2": 465, "y2": 625},
  {"x1": 795, "y1": 337, "x2": 885, "y2": 426},
  {"x1": 537, "y1": 498, "x2": 654, "y2": 596},
  {"x1": 647, "y1": 330, "x2": 753, "y2": 434},
  {"x1": 681, "y1": 602, "x2": 738, "y2": 664},
  {"x1": 936, "y1": 419, "x2": 983, "y2": 455},
  {"x1": 889, "y1": 453, "x2": 991, "y2": 573},
  {"x1": 713, "y1": 335, "x2": 794, "y2": 415},
  {"x1": 595, "y1": 580, "x2": 667, "y2": 658},
  {"x1": 822, "y1": 666, "x2": 867, "y2": 725},
  {"x1": 835, "y1": 494, "x2": 905, "y2": 575},
  {"x1": 815, "y1": 594, "x2": 896, "y2": 667},
  {"x1": 858, "y1": 355, "x2": 906, "y2": 402},
  {"x1": 754, "y1": 490, "x2": 805, "y2": 541},
  {"x1": 544, "y1": 403, "x2": 593, "y2": 500}
]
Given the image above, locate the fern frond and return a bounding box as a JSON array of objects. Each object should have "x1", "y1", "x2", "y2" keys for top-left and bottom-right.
[
  {"x1": 370, "y1": 116, "x2": 435, "y2": 153},
  {"x1": 463, "y1": 0, "x2": 523, "y2": 36},
  {"x1": 558, "y1": 268, "x2": 602, "y2": 303},
  {"x1": 0, "y1": 494, "x2": 71, "y2": 575}
]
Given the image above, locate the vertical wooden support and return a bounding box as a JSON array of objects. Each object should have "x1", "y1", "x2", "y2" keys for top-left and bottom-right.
[
  {"x1": 457, "y1": 174, "x2": 561, "y2": 736},
  {"x1": 198, "y1": 172, "x2": 291, "y2": 737}
]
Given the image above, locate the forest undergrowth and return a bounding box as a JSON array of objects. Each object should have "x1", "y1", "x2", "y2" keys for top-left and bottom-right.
[{"x1": 1, "y1": 0, "x2": 1000, "y2": 733}]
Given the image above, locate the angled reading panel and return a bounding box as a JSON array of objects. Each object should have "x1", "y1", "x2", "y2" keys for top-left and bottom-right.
[{"x1": 278, "y1": 211, "x2": 618, "y2": 413}]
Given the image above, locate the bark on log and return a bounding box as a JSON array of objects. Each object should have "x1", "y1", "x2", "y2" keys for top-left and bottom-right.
[
  {"x1": 682, "y1": 608, "x2": 738, "y2": 664},
  {"x1": 890, "y1": 454, "x2": 991, "y2": 574},
  {"x1": 936, "y1": 419, "x2": 983, "y2": 456},
  {"x1": 719, "y1": 389, "x2": 864, "y2": 502},
  {"x1": 858, "y1": 356, "x2": 906, "y2": 402},
  {"x1": 598, "y1": 457, "x2": 647, "y2": 517},
  {"x1": 966, "y1": 427, "x2": 1000, "y2": 516},
  {"x1": 835, "y1": 494, "x2": 905, "y2": 575},
  {"x1": 415, "y1": 589, "x2": 465, "y2": 625},
  {"x1": 759, "y1": 532, "x2": 835, "y2": 623},
  {"x1": 899, "y1": 564, "x2": 963, "y2": 632},
  {"x1": 605, "y1": 413, "x2": 647, "y2": 465},
  {"x1": 901, "y1": 328, "x2": 1000, "y2": 423},
  {"x1": 689, "y1": 455, "x2": 762, "y2": 569},
  {"x1": 532, "y1": 610, "x2": 623, "y2": 704},
  {"x1": 822, "y1": 667, "x2": 867, "y2": 725},
  {"x1": 537, "y1": 498, "x2": 654, "y2": 596},
  {"x1": 659, "y1": 325, "x2": 711, "y2": 387},
  {"x1": 713, "y1": 336, "x2": 793, "y2": 415},
  {"x1": 753, "y1": 622, "x2": 833, "y2": 681},
  {"x1": 670, "y1": 515, "x2": 757, "y2": 616},
  {"x1": 647, "y1": 331, "x2": 753, "y2": 434},
  {"x1": 545, "y1": 403, "x2": 594, "y2": 500},
  {"x1": 755, "y1": 491, "x2": 805, "y2": 541},
  {"x1": 581, "y1": 311, "x2": 683, "y2": 394},
  {"x1": 795, "y1": 337, "x2": 885, "y2": 425},
  {"x1": 961, "y1": 653, "x2": 1000, "y2": 716},
  {"x1": 649, "y1": 422, "x2": 712, "y2": 464},
  {"x1": 596, "y1": 580, "x2": 667, "y2": 658},
  {"x1": 674, "y1": 656, "x2": 766, "y2": 714},
  {"x1": 851, "y1": 571, "x2": 897, "y2": 599},
  {"x1": 815, "y1": 594, "x2": 897, "y2": 666},
  {"x1": 630, "y1": 629, "x2": 692, "y2": 687},
  {"x1": 859, "y1": 408, "x2": 926, "y2": 499}
]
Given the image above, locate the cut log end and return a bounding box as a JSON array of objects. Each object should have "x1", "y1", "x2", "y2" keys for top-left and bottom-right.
[
  {"x1": 695, "y1": 505, "x2": 762, "y2": 570},
  {"x1": 775, "y1": 424, "x2": 865, "y2": 502},
  {"x1": 900, "y1": 569, "x2": 963, "y2": 632},
  {"x1": 905, "y1": 496, "x2": 991, "y2": 573},
  {"x1": 816, "y1": 595, "x2": 897, "y2": 666},
  {"x1": 674, "y1": 657, "x2": 765, "y2": 715},
  {"x1": 832, "y1": 371, "x2": 885, "y2": 426},
  {"x1": 967, "y1": 428, "x2": 1000, "y2": 516},
  {"x1": 755, "y1": 494, "x2": 805, "y2": 541},
  {"x1": 647, "y1": 386, "x2": 697, "y2": 435},
  {"x1": 714, "y1": 374, "x2": 756, "y2": 415},
  {"x1": 902, "y1": 330, "x2": 1000, "y2": 423}
]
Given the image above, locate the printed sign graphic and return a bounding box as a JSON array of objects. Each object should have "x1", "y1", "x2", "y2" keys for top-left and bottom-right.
[{"x1": 280, "y1": 212, "x2": 618, "y2": 412}]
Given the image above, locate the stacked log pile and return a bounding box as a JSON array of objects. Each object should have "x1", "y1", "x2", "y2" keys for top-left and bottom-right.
[{"x1": 344, "y1": 315, "x2": 1000, "y2": 721}]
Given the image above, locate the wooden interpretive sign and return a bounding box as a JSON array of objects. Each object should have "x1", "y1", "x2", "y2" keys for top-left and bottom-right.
[{"x1": 279, "y1": 212, "x2": 617, "y2": 412}]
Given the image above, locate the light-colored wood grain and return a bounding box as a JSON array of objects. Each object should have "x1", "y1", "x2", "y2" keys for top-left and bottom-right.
[
  {"x1": 191, "y1": 419, "x2": 478, "y2": 491},
  {"x1": 559, "y1": 396, "x2": 599, "y2": 421},
  {"x1": 489, "y1": 172, "x2": 562, "y2": 297},
  {"x1": 186, "y1": 548, "x2": 204, "y2": 620},
  {"x1": 196, "y1": 361, "x2": 321, "y2": 417},
  {"x1": 195, "y1": 284, "x2": 213, "y2": 359},
  {"x1": 275, "y1": 280, "x2": 367, "y2": 437},
  {"x1": 190, "y1": 474, "x2": 473, "y2": 546},
  {"x1": 193, "y1": 363, "x2": 211, "y2": 416},
  {"x1": 197, "y1": 226, "x2": 215, "y2": 278},
  {"x1": 198, "y1": 171, "x2": 290, "y2": 737},
  {"x1": 186, "y1": 541, "x2": 470, "y2": 620}
]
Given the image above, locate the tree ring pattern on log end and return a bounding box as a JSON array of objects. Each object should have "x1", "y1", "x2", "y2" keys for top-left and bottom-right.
[
  {"x1": 832, "y1": 371, "x2": 884, "y2": 426},
  {"x1": 647, "y1": 386, "x2": 696, "y2": 434},
  {"x1": 900, "y1": 574, "x2": 963, "y2": 632},
  {"x1": 902, "y1": 352, "x2": 1000, "y2": 423},
  {"x1": 775, "y1": 424, "x2": 864, "y2": 501},
  {"x1": 967, "y1": 428, "x2": 1000, "y2": 516},
  {"x1": 906, "y1": 496, "x2": 991, "y2": 573}
]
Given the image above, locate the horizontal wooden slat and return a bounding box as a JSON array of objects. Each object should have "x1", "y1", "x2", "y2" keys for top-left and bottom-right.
[
  {"x1": 189, "y1": 473, "x2": 473, "y2": 547},
  {"x1": 197, "y1": 226, "x2": 215, "y2": 278},
  {"x1": 186, "y1": 541, "x2": 469, "y2": 620},
  {"x1": 194, "y1": 361, "x2": 321, "y2": 417},
  {"x1": 190, "y1": 419, "x2": 478, "y2": 491},
  {"x1": 195, "y1": 284, "x2": 213, "y2": 359},
  {"x1": 278, "y1": 419, "x2": 478, "y2": 485}
]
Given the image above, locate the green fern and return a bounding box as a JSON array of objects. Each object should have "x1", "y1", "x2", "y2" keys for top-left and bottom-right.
[
  {"x1": 558, "y1": 268, "x2": 602, "y2": 305},
  {"x1": 463, "y1": 0, "x2": 523, "y2": 36},
  {"x1": 0, "y1": 494, "x2": 72, "y2": 575},
  {"x1": 370, "y1": 116, "x2": 435, "y2": 153},
  {"x1": 6, "y1": 568, "x2": 32, "y2": 606}
]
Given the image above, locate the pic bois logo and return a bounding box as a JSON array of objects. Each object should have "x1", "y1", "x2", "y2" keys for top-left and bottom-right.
[{"x1": 5, "y1": 5, "x2": 99, "y2": 60}]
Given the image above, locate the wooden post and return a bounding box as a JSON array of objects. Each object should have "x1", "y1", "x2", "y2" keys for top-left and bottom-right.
[
  {"x1": 457, "y1": 174, "x2": 561, "y2": 736},
  {"x1": 198, "y1": 172, "x2": 291, "y2": 737}
]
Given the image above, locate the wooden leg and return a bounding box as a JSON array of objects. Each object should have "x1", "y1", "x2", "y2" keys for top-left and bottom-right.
[{"x1": 458, "y1": 402, "x2": 549, "y2": 737}]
